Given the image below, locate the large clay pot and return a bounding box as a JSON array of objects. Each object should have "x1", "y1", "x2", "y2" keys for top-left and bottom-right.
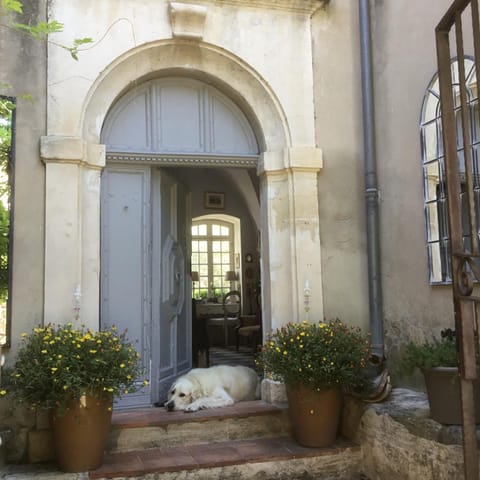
[
  {"x1": 422, "y1": 367, "x2": 480, "y2": 425},
  {"x1": 50, "y1": 392, "x2": 113, "y2": 472},
  {"x1": 286, "y1": 384, "x2": 343, "y2": 447}
]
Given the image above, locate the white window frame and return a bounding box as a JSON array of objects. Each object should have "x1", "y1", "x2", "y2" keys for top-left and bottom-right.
[{"x1": 191, "y1": 216, "x2": 239, "y2": 300}]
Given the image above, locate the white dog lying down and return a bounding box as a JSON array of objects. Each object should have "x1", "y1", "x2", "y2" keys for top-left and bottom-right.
[{"x1": 165, "y1": 365, "x2": 260, "y2": 412}]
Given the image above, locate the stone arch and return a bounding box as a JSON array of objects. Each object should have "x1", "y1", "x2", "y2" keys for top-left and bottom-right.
[{"x1": 82, "y1": 40, "x2": 290, "y2": 153}]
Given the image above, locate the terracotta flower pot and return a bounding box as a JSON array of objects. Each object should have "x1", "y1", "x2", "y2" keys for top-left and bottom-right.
[
  {"x1": 286, "y1": 384, "x2": 343, "y2": 447},
  {"x1": 422, "y1": 367, "x2": 480, "y2": 425},
  {"x1": 50, "y1": 392, "x2": 113, "y2": 472}
]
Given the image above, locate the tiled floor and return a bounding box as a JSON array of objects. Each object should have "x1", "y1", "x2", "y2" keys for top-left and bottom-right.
[{"x1": 209, "y1": 345, "x2": 257, "y2": 368}]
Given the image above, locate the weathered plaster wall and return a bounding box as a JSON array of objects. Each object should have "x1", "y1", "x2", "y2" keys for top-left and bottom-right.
[
  {"x1": 312, "y1": 2, "x2": 369, "y2": 329},
  {"x1": 312, "y1": 1, "x2": 461, "y2": 358},
  {"x1": 0, "y1": 0, "x2": 47, "y2": 357},
  {"x1": 372, "y1": 1, "x2": 456, "y2": 358}
]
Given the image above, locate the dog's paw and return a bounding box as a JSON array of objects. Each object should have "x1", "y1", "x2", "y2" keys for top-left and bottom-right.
[{"x1": 184, "y1": 404, "x2": 200, "y2": 412}]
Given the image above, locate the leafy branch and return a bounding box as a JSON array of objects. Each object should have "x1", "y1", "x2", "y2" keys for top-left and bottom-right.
[{"x1": 1, "y1": 0, "x2": 93, "y2": 60}]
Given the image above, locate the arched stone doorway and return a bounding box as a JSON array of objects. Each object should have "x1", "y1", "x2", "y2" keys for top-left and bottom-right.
[
  {"x1": 100, "y1": 76, "x2": 261, "y2": 406},
  {"x1": 41, "y1": 39, "x2": 323, "y2": 405}
]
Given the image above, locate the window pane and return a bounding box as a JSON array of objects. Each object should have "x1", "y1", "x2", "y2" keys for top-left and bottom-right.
[
  {"x1": 423, "y1": 122, "x2": 439, "y2": 161},
  {"x1": 198, "y1": 241, "x2": 208, "y2": 252},
  {"x1": 212, "y1": 224, "x2": 220, "y2": 236},
  {"x1": 220, "y1": 226, "x2": 229, "y2": 236},
  {"x1": 192, "y1": 225, "x2": 198, "y2": 236},
  {"x1": 199, "y1": 252, "x2": 208, "y2": 264},
  {"x1": 428, "y1": 242, "x2": 443, "y2": 283},
  {"x1": 424, "y1": 162, "x2": 439, "y2": 202},
  {"x1": 221, "y1": 241, "x2": 229, "y2": 251},
  {"x1": 198, "y1": 224, "x2": 207, "y2": 236},
  {"x1": 212, "y1": 241, "x2": 221, "y2": 252},
  {"x1": 426, "y1": 202, "x2": 440, "y2": 241}
]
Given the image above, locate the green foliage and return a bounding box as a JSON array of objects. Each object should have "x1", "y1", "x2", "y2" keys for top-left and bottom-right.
[
  {"x1": 4, "y1": 323, "x2": 148, "y2": 410},
  {"x1": 258, "y1": 319, "x2": 371, "y2": 392},
  {"x1": 1, "y1": 0, "x2": 93, "y2": 62},
  {"x1": 397, "y1": 336, "x2": 459, "y2": 376},
  {"x1": 0, "y1": 98, "x2": 11, "y2": 302},
  {"x1": 0, "y1": 201, "x2": 9, "y2": 302},
  {"x1": 1, "y1": 0, "x2": 22, "y2": 14}
]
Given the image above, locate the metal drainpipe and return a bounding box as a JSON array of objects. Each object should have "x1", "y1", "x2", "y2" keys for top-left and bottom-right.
[{"x1": 358, "y1": 0, "x2": 384, "y2": 361}]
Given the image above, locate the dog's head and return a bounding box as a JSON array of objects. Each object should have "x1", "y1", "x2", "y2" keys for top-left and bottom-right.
[{"x1": 165, "y1": 376, "x2": 200, "y2": 411}]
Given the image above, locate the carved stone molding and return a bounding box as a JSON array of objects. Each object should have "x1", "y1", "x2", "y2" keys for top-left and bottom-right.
[
  {"x1": 169, "y1": 2, "x2": 208, "y2": 40},
  {"x1": 106, "y1": 152, "x2": 258, "y2": 168},
  {"x1": 217, "y1": 0, "x2": 328, "y2": 14}
]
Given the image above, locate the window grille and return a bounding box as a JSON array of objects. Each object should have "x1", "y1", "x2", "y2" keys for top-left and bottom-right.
[{"x1": 421, "y1": 57, "x2": 480, "y2": 283}]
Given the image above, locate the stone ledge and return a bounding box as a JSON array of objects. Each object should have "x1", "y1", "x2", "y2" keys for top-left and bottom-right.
[
  {"x1": 343, "y1": 387, "x2": 479, "y2": 446},
  {"x1": 342, "y1": 388, "x2": 472, "y2": 480}
]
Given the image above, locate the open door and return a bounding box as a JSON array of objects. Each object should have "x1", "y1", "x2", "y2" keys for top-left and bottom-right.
[
  {"x1": 101, "y1": 165, "x2": 191, "y2": 408},
  {"x1": 151, "y1": 168, "x2": 192, "y2": 404}
]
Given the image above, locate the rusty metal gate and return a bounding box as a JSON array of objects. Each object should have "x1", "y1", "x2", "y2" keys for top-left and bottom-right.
[{"x1": 436, "y1": 1, "x2": 480, "y2": 478}]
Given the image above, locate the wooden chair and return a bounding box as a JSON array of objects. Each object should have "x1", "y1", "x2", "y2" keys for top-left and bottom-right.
[
  {"x1": 235, "y1": 310, "x2": 262, "y2": 353},
  {"x1": 207, "y1": 290, "x2": 241, "y2": 346}
]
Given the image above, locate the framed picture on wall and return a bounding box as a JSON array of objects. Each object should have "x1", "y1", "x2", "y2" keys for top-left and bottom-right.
[{"x1": 205, "y1": 192, "x2": 225, "y2": 209}]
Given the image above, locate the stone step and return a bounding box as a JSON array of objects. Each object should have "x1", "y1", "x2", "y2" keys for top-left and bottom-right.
[
  {"x1": 91, "y1": 435, "x2": 362, "y2": 480},
  {"x1": 1, "y1": 401, "x2": 365, "y2": 479},
  {"x1": 1, "y1": 436, "x2": 362, "y2": 480},
  {"x1": 107, "y1": 400, "x2": 291, "y2": 454}
]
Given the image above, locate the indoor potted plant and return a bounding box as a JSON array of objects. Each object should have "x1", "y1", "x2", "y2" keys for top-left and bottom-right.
[
  {"x1": 398, "y1": 328, "x2": 480, "y2": 424},
  {"x1": 258, "y1": 319, "x2": 371, "y2": 447},
  {"x1": 6, "y1": 322, "x2": 146, "y2": 472}
]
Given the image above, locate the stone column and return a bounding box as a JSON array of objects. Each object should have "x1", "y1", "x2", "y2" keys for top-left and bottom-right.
[
  {"x1": 259, "y1": 147, "x2": 323, "y2": 332},
  {"x1": 40, "y1": 136, "x2": 105, "y2": 328}
]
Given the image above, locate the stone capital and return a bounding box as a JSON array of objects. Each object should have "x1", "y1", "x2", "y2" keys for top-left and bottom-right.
[
  {"x1": 41, "y1": 136, "x2": 106, "y2": 169},
  {"x1": 258, "y1": 147, "x2": 323, "y2": 174},
  {"x1": 41, "y1": 135, "x2": 84, "y2": 163},
  {"x1": 285, "y1": 147, "x2": 323, "y2": 171}
]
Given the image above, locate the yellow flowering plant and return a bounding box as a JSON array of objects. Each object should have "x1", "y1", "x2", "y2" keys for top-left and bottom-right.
[
  {"x1": 5, "y1": 323, "x2": 146, "y2": 410},
  {"x1": 258, "y1": 319, "x2": 371, "y2": 392}
]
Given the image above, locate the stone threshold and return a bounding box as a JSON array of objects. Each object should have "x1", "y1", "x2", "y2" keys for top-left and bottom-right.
[{"x1": 110, "y1": 399, "x2": 287, "y2": 429}]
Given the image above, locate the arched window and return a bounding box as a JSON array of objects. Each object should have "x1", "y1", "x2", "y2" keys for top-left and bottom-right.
[
  {"x1": 191, "y1": 219, "x2": 235, "y2": 300},
  {"x1": 421, "y1": 58, "x2": 480, "y2": 284}
]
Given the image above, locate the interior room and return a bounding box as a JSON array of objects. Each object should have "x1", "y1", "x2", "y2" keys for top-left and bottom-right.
[{"x1": 172, "y1": 166, "x2": 262, "y2": 370}]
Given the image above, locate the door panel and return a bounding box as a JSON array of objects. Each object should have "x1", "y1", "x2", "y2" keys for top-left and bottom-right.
[
  {"x1": 100, "y1": 166, "x2": 151, "y2": 408},
  {"x1": 152, "y1": 169, "x2": 191, "y2": 404},
  {"x1": 101, "y1": 164, "x2": 191, "y2": 408}
]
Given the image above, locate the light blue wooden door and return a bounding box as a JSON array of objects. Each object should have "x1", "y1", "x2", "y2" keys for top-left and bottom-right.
[
  {"x1": 101, "y1": 165, "x2": 191, "y2": 408},
  {"x1": 151, "y1": 169, "x2": 191, "y2": 403}
]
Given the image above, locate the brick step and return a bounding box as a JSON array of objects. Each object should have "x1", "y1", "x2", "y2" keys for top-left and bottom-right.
[
  {"x1": 107, "y1": 400, "x2": 291, "y2": 454},
  {"x1": 92, "y1": 435, "x2": 362, "y2": 480}
]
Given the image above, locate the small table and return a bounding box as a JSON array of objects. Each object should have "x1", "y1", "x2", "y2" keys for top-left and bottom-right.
[{"x1": 196, "y1": 302, "x2": 223, "y2": 318}]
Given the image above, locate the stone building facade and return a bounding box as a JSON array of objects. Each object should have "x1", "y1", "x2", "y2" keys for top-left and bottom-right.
[{"x1": 0, "y1": 0, "x2": 465, "y2": 460}]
